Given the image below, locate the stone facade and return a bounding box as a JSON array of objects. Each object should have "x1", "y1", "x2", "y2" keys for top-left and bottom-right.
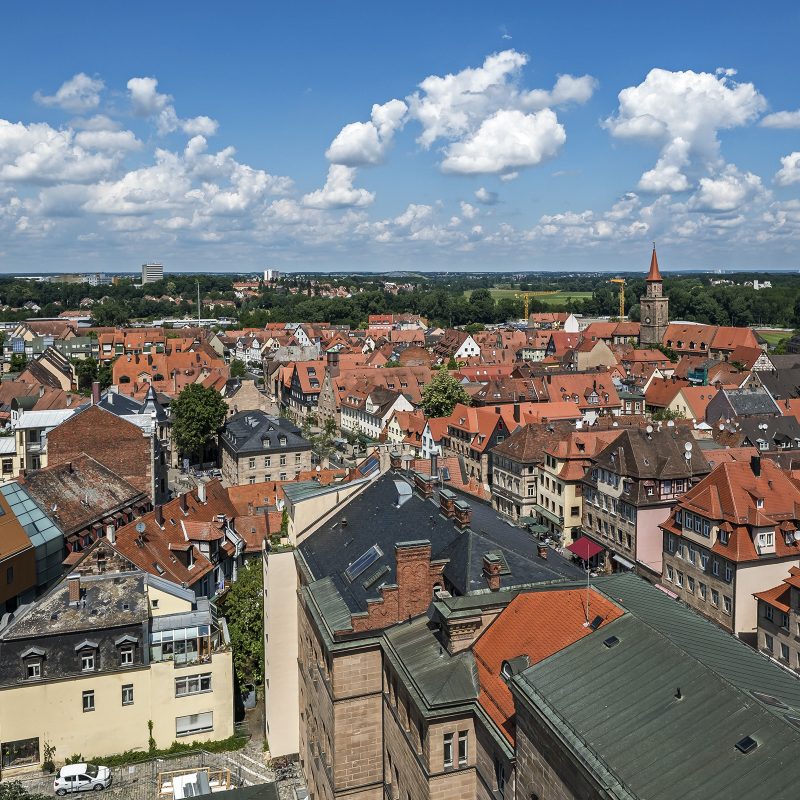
[{"x1": 639, "y1": 248, "x2": 669, "y2": 346}]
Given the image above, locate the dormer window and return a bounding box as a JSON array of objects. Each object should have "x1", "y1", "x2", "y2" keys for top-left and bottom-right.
[
  {"x1": 719, "y1": 529, "x2": 729, "y2": 545},
  {"x1": 81, "y1": 653, "x2": 95, "y2": 671},
  {"x1": 756, "y1": 498, "x2": 764, "y2": 509}
]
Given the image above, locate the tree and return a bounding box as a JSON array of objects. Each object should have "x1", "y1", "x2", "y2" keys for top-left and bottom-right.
[
  {"x1": 72, "y1": 357, "x2": 99, "y2": 392},
  {"x1": 652, "y1": 407, "x2": 684, "y2": 421},
  {"x1": 468, "y1": 288, "x2": 496, "y2": 322},
  {"x1": 421, "y1": 367, "x2": 471, "y2": 417},
  {"x1": 0, "y1": 783, "x2": 51, "y2": 800},
  {"x1": 9, "y1": 354, "x2": 27, "y2": 373},
  {"x1": 170, "y1": 383, "x2": 227, "y2": 462},
  {"x1": 219, "y1": 559, "x2": 264, "y2": 686},
  {"x1": 230, "y1": 358, "x2": 247, "y2": 378},
  {"x1": 97, "y1": 362, "x2": 113, "y2": 390}
]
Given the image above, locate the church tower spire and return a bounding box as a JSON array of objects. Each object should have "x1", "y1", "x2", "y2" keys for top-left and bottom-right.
[{"x1": 639, "y1": 244, "x2": 669, "y2": 345}]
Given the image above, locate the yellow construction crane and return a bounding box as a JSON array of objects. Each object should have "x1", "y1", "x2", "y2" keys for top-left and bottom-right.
[
  {"x1": 516, "y1": 291, "x2": 533, "y2": 320},
  {"x1": 609, "y1": 278, "x2": 626, "y2": 318}
]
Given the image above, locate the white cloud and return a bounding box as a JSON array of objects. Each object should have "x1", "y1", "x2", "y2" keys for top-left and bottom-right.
[
  {"x1": 0, "y1": 119, "x2": 117, "y2": 184},
  {"x1": 128, "y1": 77, "x2": 172, "y2": 116},
  {"x1": 523, "y1": 74, "x2": 598, "y2": 110},
  {"x1": 74, "y1": 129, "x2": 142, "y2": 152},
  {"x1": 475, "y1": 187, "x2": 498, "y2": 204},
  {"x1": 605, "y1": 68, "x2": 766, "y2": 193},
  {"x1": 34, "y1": 73, "x2": 104, "y2": 113},
  {"x1": 761, "y1": 110, "x2": 800, "y2": 129},
  {"x1": 326, "y1": 99, "x2": 407, "y2": 166},
  {"x1": 441, "y1": 109, "x2": 565, "y2": 175},
  {"x1": 127, "y1": 76, "x2": 218, "y2": 138},
  {"x1": 302, "y1": 165, "x2": 374, "y2": 209},
  {"x1": 690, "y1": 166, "x2": 762, "y2": 212},
  {"x1": 460, "y1": 201, "x2": 478, "y2": 219},
  {"x1": 775, "y1": 152, "x2": 800, "y2": 186}
]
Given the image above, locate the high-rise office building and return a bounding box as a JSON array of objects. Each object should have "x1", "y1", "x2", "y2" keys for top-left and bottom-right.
[{"x1": 141, "y1": 263, "x2": 164, "y2": 284}]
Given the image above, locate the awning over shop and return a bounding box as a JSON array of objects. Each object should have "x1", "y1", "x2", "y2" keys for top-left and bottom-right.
[
  {"x1": 612, "y1": 553, "x2": 635, "y2": 570},
  {"x1": 567, "y1": 536, "x2": 603, "y2": 561}
]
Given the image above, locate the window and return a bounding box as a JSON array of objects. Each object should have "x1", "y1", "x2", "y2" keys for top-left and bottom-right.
[
  {"x1": 176, "y1": 712, "x2": 213, "y2": 737},
  {"x1": 248, "y1": 458, "x2": 256, "y2": 469},
  {"x1": 666, "y1": 565, "x2": 674, "y2": 582},
  {"x1": 458, "y1": 731, "x2": 468, "y2": 766},
  {"x1": 700, "y1": 553, "x2": 708, "y2": 570},
  {"x1": 758, "y1": 531, "x2": 774, "y2": 548},
  {"x1": 675, "y1": 571, "x2": 683, "y2": 588},
  {"x1": 724, "y1": 564, "x2": 733, "y2": 582},
  {"x1": 711, "y1": 589, "x2": 719, "y2": 607},
  {"x1": 781, "y1": 612, "x2": 790, "y2": 629},
  {"x1": 723, "y1": 596, "x2": 732, "y2": 615},
  {"x1": 175, "y1": 673, "x2": 212, "y2": 696},
  {"x1": 712, "y1": 559, "x2": 719, "y2": 577},
  {"x1": 494, "y1": 756, "x2": 506, "y2": 795},
  {"x1": 264, "y1": 456, "x2": 271, "y2": 468},
  {"x1": 765, "y1": 604, "x2": 774, "y2": 621},
  {"x1": 443, "y1": 733, "x2": 454, "y2": 768},
  {"x1": 82, "y1": 691, "x2": 95, "y2": 712},
  {"x1": 295, "y1": 453, "x2": 301, "y2": 464},
  {"x1": 122, "y1": 685, "x2": 134, "y2": 705},
  {"x1": 764, "y1": 633, "x2": 774, "y2": 653},
  {"x1": 699, "y1": 582, "x2": 707, "y2": 600},
  {"x1": 719, "y1": 529, "x2": 729, "y2": 545},
  {"x1": 1, "y1": 737, "x2": 40, "y2": 769},
  {"x1": 81, "y1": 653, "x2": 95, "y2": 671},
  {"x1": 120, "y1": 647, "x2": 133, "y2": 666},
  {"x1": 279, "y1": 454, "x2": 287, "y2": 466},
  {"x1": 666, "y1": 534, "x2": 675, "y2": 553},
  {"x1": 26, "y1": 661, "x2": 41, "y2": 679},
  {"x1": 781, "y1": 643, "x2": 790, "y2": 662},
  {"x1": 687, "y1": 576, "x2": 695, "y2": 594}
]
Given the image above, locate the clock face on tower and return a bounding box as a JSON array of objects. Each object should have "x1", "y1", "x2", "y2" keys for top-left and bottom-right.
[{"x1": 645, "y1": 317, "x2": 651, "y2": 324}]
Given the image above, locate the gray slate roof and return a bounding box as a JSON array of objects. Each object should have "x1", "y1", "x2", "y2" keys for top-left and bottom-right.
[{"x1": 222, "y1": 410, "x2": 311, "y2": 455}]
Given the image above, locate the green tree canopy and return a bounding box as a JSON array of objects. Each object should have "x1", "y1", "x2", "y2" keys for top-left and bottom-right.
[
  {"x1": 0, "y1": 783, "x2": 51, "y2": 800},
  {"x1": 219, "y1": 559, "x2": 264, "y2": 686},
  {"x1": 229, "y1": 358, "x2": 246, "y2": 378},
  {"x1": 421, "y1": 366, "x2": 471, "y2": 418},
  {"x1": 170, "y1": 383, "x2": 227, "y2": 461}
]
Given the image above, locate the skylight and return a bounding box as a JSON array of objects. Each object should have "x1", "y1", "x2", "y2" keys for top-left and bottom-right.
[
  {"x1": 344, "y1": 545, "x2": 383, "y2": 582},
  {"x1": 735, "y1": 735, "x2": 758, "y2": 755}
]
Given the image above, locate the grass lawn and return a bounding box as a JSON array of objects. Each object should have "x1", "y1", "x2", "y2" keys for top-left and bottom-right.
[
  {"x1": 464, "y1": 288, "x2": 593, "y2": 306},
  {"x1": 756, "y1": 329, "x2": 793, "y2": 346}
]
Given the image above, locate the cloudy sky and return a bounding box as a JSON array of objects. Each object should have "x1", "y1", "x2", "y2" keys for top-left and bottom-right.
[{"x1": 3, "y1": 2, "x2": 800, "y2": 273}]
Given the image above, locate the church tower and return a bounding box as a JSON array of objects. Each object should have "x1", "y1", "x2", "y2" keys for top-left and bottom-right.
[{"x1": 639, "y1": 245, "x2": 669, "y2": 345}]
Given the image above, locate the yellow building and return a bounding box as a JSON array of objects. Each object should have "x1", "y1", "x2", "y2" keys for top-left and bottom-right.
[{"x1": 0, "y1": 570, "x2": 233, "y2": 777}]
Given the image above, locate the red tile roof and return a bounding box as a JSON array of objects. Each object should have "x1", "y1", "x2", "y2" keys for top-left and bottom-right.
[{"x1": 473, "y1": 589, "x2": 624, "y2": 743}]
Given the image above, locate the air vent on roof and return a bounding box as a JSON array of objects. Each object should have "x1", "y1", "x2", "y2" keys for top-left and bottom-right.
[
  {"x1": 602, "y1": 635, "x2": 620, "y2": 648},
  {"x1": 588, "y1": 615, "x2": 604, "y2": 631},
  {"x1": 751, "y1": 691, "x2": 789, "y2": 709},
  {"x1": 735, "y1": 736, "x2": 758, "y2": 754},
  {"x1": 122, "y1": 602, "x2": 130, "y2": 611}
]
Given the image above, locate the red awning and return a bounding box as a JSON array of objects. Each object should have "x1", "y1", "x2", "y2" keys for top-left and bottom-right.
[{"x1": 567, "y1": 536, "x2": 603, "y2": 561}]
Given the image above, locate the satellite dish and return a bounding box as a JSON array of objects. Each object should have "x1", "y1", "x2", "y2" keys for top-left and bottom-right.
[
  {"x1": 684, "y1": 441, "x2": 693, "y2": 451},
  {"x1": 646, "y1": 425, "x2": 653, "y2": 435},
  {"x1": 719, "y1": 423, "x2": 725, "y2": 431},
  {"x1": 794, "y1": 531, "x2": 800, "y2": 542},
  {"x1": 684, "y1": 451, "x2": 692, "y2": 460},
  {"x1": 667, "y1": 420, "x2": 674, "y2": 427},
  {"x1": 316, "y1": 465, "x2": 321, "y2": 472},
  {"x1": 135, "y1": 522, "x2": 146, "y2": 534}
]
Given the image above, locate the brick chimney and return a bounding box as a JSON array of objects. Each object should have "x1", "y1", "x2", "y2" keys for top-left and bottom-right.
[
  {"x1": 390, "y1": 451, "x2": 402, "y2": 470},
  {"x1": 414, "y1": 471, "x2": 434, "y2": 498},
  {"x1": 155, "y1": 505, "x2": 164, "y2": 527},
  {"x1": 67, "y1": 573, "x2": 81, "y2": 604},
  {"x1": 180, "y1": 492, "x2": 189, "y2": 513},
  {"x1": 513, "y1": 403, "x2": 521, "y2": 424},
  {"x1": 439, "y1": 488, "x2": 456, "y2": 518},
  {"x1": 453, "y1": 500, "x2": 472, "y2": 530},
  {"x1": 482, "y1": 553, "x2": 502, "y2": 591},
  {"x1": 105, "y1": 523, "x2": 115, "y2": 544},
  {"x1": 91, "y1": 381, "x2": 101, "y2": 405},
  {"x1": 197, "y1": 482, "x2": 207, "y2": 503}
]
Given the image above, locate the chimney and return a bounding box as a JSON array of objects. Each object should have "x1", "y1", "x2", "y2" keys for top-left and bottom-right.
[
  {"x1": 414, "y1": 471, "x2": 434, "y2": 498},
  {"x1": 453, "y1": 500, "x2": 472, "y2": 530},
  {"x1": 439, "y1": 488, "x2": 456, "y2": 518},
  {"x1": 155, "y1": 505, "x2": 164, "y2": 527},
  {"x1": 91, "y1": 381, "x2": 100, "y2": 404},
  {"x1": 495, "y1": 406, "x2": 501, "y2": 414},
  {"x1": 513, "y1": 403, "x2": 521, "y2": 424},
  {"x1": 390, "y1": 451, "x2": 402, "y2": 470},
  {"x1": 430, "y1": 451, "x2": 438, "y2": 479},
  {"x1": 180, "y1": 492, "x2": 188, "y2": 513},
  {"x1": 66, "y1": 394, "x2": 72, "y2": 407},
  {"x1": 197, "y1": 482, "x2": 207, "y2": 503},
  {"x1": 751, "y1": 454, "x2": 761, "y2": 477},
  {"x1": 67, "y1": 573, "x2": 81, "y2": 604},
  {"x1": 105, "y1": 523, "x2": 115, "y2": 543},
  {"x1": 482, "y1": 553, "x2": 502, "y2": 591},
  {"x1": 39, "y1": 386, "x2": 45, "y2": 398}
]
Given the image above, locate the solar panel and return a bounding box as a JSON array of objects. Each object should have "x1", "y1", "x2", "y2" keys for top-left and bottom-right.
[
  {"x1": 344, "y1": 545, "x2": 383, "y2": 582},
  {"x1": 362, "y1": 564, "x2": 391, "y2": 590},
  {"x1": 360, "y1": 456, "x2": 379, "y2": 476}
]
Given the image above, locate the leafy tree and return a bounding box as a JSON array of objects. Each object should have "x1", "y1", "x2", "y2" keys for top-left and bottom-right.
[
  {"x1": 219, "y1": 559, "x2": 264, "y2": 686},
  {"x1": 9, "y1": 354, "x2": 27, "y2": 373},
  {"x1": 72, "y1": 357, "x2": 99, "y2": 392},
  {"x1": 464, "y1": 322, "x2": 485, "y2": 334},
  {"x1": 468, "y1": 288, "x2": 496, "y2": 322},
  {"x1": 652, "y1": 408, "x2": 684, "y2": 421},
  {"x1": 97, "y1": 362, "x2": 113, "y2": 390},
  {"x1": 170, "y1": 383, "x2": 227, "y2": 462},
  {"x1": 230, "y1": 358, "x2": 247, "y2": 378},
  {"x1": 0, "y1": 783, "x2": 51, "y2": 800},
  {"x1": 446, "y1": 356, "x2": 459, "y2": 370},
  {"x1": 421, "y1": 367, "x2": 471, "y2": 418}
]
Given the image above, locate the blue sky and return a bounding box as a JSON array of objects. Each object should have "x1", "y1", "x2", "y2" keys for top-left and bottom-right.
[{"x1": 3, "y1": 1, "x2": 800, "y2": 273}]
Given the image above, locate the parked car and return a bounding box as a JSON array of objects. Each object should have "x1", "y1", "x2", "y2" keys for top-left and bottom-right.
[{"x1": 54, "y1": 764, "x2": 112, "y2": 795}]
